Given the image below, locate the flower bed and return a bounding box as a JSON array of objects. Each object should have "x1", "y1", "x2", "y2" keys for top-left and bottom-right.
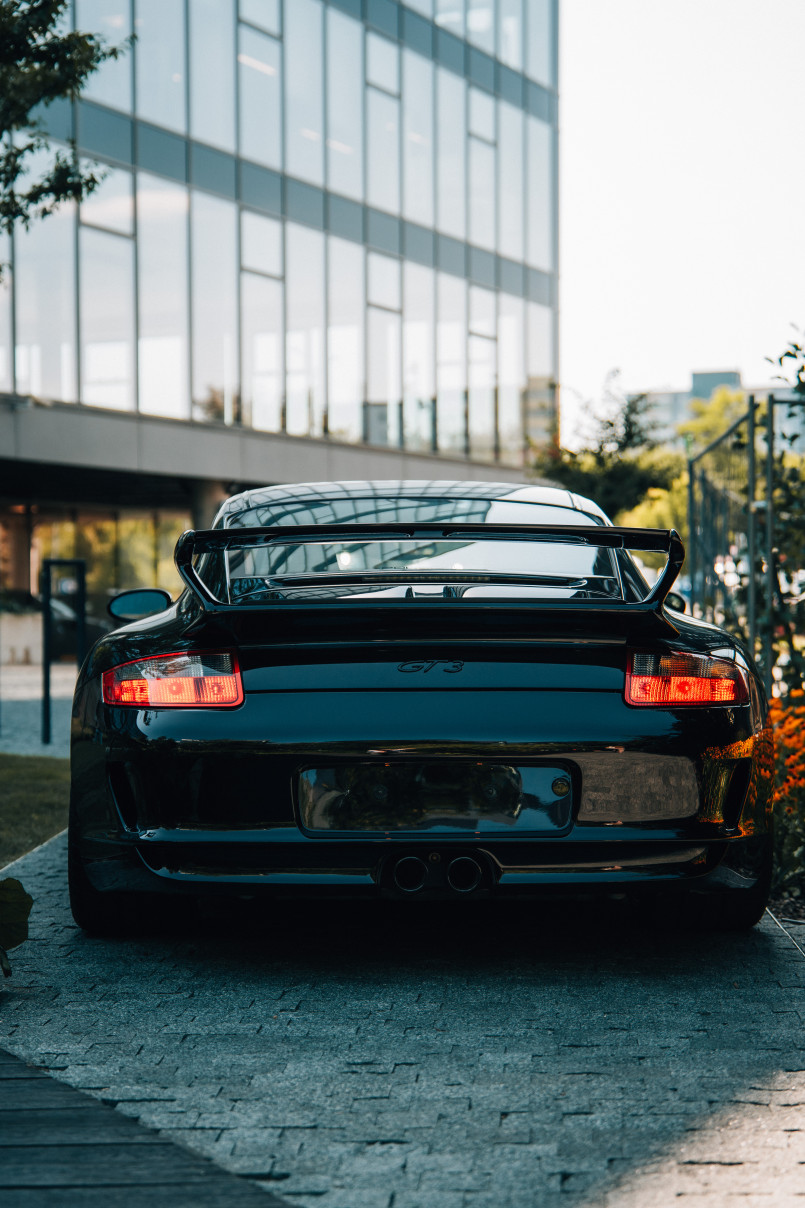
[{"x1": 770, "y1": 692, "x2": 805, "y2": 907}]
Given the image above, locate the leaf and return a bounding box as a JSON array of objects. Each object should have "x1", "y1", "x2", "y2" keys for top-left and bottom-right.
[{"x1": 0, "y1": 878, "x2": 34, "y2": 951}]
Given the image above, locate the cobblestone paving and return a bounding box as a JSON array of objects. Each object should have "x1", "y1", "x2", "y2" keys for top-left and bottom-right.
[
  {"x1": 0, "y1": 663, "x2": 76, "y2": 757},
  {"x1": 2, "y1": 835, "x2": 805, "y2": 1207}
]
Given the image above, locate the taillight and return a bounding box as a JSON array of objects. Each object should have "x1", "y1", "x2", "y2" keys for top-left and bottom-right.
[
  {"x1": 625, "y1": 651, "x2": 749, "y2": 707},
  {"x1": 102, "y1": 652, "x2": 243, "y2": 707}
]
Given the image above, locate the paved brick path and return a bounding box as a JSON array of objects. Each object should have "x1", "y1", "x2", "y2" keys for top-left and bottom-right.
[
  {"x1": 0, "y1": 664, "x2": 76, "y2": 758},
  {"x1": 0, "y1": 1046, "x2": 284, "y2": 1206},
  {"x1": 2, "y1": 835, "x2": 805, "y2": 1207}
]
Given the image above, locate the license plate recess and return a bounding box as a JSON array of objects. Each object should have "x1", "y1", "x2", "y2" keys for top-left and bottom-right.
[{"x1": 298, "y1": 763, "x2": 573, "y2": 834}]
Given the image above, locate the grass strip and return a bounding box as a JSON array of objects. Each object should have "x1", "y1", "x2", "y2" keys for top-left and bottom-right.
[{"x1": 0, "y1": 754, "x2": 70, "y2": 868}]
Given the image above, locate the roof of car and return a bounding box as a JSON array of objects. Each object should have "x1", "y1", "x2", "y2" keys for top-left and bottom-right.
[{"x1": 217, "y1": 481, "x2": 610, "y2": 524}]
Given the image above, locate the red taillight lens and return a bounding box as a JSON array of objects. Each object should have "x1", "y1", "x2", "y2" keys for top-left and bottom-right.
[
  {"x1": 625, "y1": 652, "x2": 749, "y2": 707},
  {"x1": 102, "y1": 652, "x2": 243, "y2": 708}
]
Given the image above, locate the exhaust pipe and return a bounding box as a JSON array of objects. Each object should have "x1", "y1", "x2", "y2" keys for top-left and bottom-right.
[
  {"x1": 447, "y1": 856, "x2": 483, "y2": 894},
  {"x1": 393, "y1": 856, "x2": 429, "y2": 894}
]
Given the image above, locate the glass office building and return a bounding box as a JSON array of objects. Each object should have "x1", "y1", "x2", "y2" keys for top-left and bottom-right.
[{"x1": 0, "y1": 0, "x2": 558, "y2": 465}]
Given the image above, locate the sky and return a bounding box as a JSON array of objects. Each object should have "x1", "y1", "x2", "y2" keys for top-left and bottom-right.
[{"x1": 559, "y1": 0, "x2": 805, "y2": 444}]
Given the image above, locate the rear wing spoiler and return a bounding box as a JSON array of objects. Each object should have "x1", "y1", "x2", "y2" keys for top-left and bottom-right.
[{"x1": 175, "y1": 522, "x2": 684, "y2": 614}]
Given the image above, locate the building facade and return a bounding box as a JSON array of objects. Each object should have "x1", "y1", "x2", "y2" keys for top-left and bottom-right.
[{"x1": 0, "y1": 0, "x2": 558, "y2": 610}]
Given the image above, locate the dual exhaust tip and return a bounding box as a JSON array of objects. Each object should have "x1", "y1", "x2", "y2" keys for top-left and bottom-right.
[{"x1": 393, "y1": 855, "x2": 483, "y2": 895}]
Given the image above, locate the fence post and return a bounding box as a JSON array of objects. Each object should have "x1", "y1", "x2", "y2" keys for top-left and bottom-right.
[
  {"x1": 40, "y1": 563, "x2": 52, "y2": 746},
  {"x1": 764, "y1": 395, "x2": 775, "y2": 698},
  {"x1": 39, "y1": 557, "x2": 88, "y2": 745},
  {"x1": 75, "y1": 560, "x2": 87, "y2": 670},
  {"x1": 687, "y1": 458, "x2": 696, "y2": 615},
  {"x1": 747, "y1": 396, "x2": 756, "y2": 658}
]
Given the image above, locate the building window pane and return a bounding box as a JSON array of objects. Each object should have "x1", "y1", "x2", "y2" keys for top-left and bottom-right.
[
  {"x1": 137, "y1": 174, "x2": 189, "y2": 418},
  {"x1": 0, "y1": 235, "x2": 11, "y2": 391},
  {"x1": 403, "y1": 263, "x2": 435, "y2": 452},
  {"x1": 469, "y1": 285, "x2": 495, "y2": 336},
  {"x1": 526, "y1": 300, "x2": 555, "y2": 448},
  {"x1": 241, "y1": 211, "x2": 282, "y2": 276},
  {"x1": 466, "y1": 0, "x2": 494, "y2": 54},
  {"x1": 14, "y1": 203, "x2": 77, "y2": 402},
  {"x1": 527, "y1": 0, "x2": 553, "y2": 87},
  {"x1": 79, "y1": 164, "x2": 133, "y2": 235},
  {"x1": 406, "y1": 0, "x2": 433, "y2": 14},
  {"x1": 285, "y1": 224, "x2": 325, "y2": 437},
  {"x1": 498, "y1": 293, "x2": 525, "y2": 465},
  {"x1": 242, "y1": 271, "x2": 283, "y2": 431},
  {"x1": 79, "y1": 226, "x2": 135, "y2": 411},
  {"x1": 238, "y1": 25, "x2": 281, "y2": 168},
  {"x1": 326, "y1": 8, "x2": 363, "y2": 201},
  {"x1": 366, "y1": 33, "x2": 399, "y2": 94},
  {"x1": 327, "y1": 236, "x2": 364, "y2": 443},
  {"x1": 402, "y1": 51, "x2": 434, "y2": 228},
  {"x1": 240, "y1": 0, "x2": 280, "y2": 34},
  {"x1": 76, "y1": 0, "x2": 132, "y2": 112},
  {"x1": 468, "y1": 138, "x2": 495, "y2": 250},
  {"x1": 367, "y1": 88, "x2": 400, "y2": 215},
  {"x1": 189, "y1": 0, "x2": 236, "y2": 151},
  {"x1": 191, "y1": 193, "x2": 238, "y2": 424},
  {"x1": 366, "y1": 306, "x2": 401, "y2": 447},
  {"x1": 285, "y1": 0, "x2": 324, "y2": 186},
  {"x1": 527, "y1": 115, "x2": 553, "y2": 270},
  {"x1": 435, "y1": 0, "x2": 463, "y2": 37},
  {"x1": 367, "y1": 252, "x2": 401, "y2": 311},
  {"x1": 436, "y1": 272, "x2": 466, "y2": 456},
  {"x1": 436, "y1": 68, "x2": 465, "y2": 240},
  {"x1": 135, "y1": 0, "x2": 186, "y2": 133},
  {"x1": 498, "y1": 101, "x2": 524, "y2": 261},
  {"x1": 468, "y1": 334, "x2": 496, "y2": 462},
  {"x1": 499, "y1": 0, "x2": 523, "y2": 70},
  {"x1": 468, "y1": 87, "x2": 495, "y2": 142}
]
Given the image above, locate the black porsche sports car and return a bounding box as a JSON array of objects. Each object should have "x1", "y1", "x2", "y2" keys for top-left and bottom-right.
[{"x1": 68, "y1": 480, "x2": 773, "y2": 935}]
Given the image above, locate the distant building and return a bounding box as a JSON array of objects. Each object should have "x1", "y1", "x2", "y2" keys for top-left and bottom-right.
[
  {"x1": 645, "y1": 371, "x2": 744, "y2": 446},
  {"x1": 0, "y1": 0, "x2": 560, "y2": 614},
  {"x1": 644, "y1": 370, "x2": 802, "y2": 449}
]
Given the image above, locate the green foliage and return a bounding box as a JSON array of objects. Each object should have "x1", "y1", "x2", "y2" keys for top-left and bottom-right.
[
  {"x1": 534, "y1": 384, "x2": 683, "y2": 520},
  {"x1": 741, "y1": 340, "x2": 805, "y2": 691},
  {"x1": 617, "y1": 471, "x2": 689, "y2": 548},
  {"x1": 0, "y1": 753, "x2": 70, "y2": 868},
  {"x1": 685, "y1": 345, "x2": 805, "y2": 693},
  {"x1": 770, "y1": 332, "x2": 805, "y2": 401},
  {"x1": 590, "y1": 388, "x2": 662, "y2": 454},
  {"x1": 0, "y1": 0, "x2": 129, "y2": 252},
  {"x1": 679, "y1": 387, "x2": 748, "y2": 454}
]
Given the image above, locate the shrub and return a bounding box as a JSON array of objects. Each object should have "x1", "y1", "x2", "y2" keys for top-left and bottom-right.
[{"x1": 770, "y1": 693, "x2": 805, "y2": 898}]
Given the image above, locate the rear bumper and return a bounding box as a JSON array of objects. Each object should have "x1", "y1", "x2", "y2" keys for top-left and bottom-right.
[
  {"x1": 70, "y1": 688, "x2": 773, "y2": 903},
  {"x1": 75, "y1": 830, "x2": 770, "y2": 902}
]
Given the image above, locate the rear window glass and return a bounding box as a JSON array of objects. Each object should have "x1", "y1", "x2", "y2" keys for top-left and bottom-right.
[{"x1": 197, "y1": 495, "x2": 632, "y2": 604}]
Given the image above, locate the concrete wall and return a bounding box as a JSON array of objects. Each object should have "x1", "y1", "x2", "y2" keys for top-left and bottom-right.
[
  {"x1": 0, "y1": 396, "x2": 536, "y2": 494},
  {"x1": 0, "y1": 614, "x2": 40, "y2": 665}
]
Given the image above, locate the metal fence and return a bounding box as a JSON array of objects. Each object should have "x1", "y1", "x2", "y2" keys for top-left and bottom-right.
[{"x1": 688, "y1": 393, "x2": 805, "y2": 697}]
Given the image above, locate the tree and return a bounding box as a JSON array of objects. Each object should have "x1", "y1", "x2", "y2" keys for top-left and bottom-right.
[
  {"x1": 533, "y1": 374, "x2": 684, "y2": 520},
  {"x1": 617, "y1": 471, "x2": 690, "y2": 550},
  {"x1": 678, "y1": 386, "x2": 748, "y2": 454},
  {"x1": 0, "y1": 0, "x2": 128, "y2": 264}
]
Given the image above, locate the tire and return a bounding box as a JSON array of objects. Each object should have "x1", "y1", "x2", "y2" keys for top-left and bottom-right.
[
  {"x1": 680, "y1": 837, "x2": 773, "y2": 932},
  {"x1": 67, "y1": 841, "x2": 153, "y2": 936},
  {"x1": 68, "y1": 838, "x2": 183, "y2": 937}
]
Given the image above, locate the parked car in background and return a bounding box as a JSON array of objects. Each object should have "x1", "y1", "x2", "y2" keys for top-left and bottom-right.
[{"x1": 0, "y1": 590, "x2": 111, "y2": 662}]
